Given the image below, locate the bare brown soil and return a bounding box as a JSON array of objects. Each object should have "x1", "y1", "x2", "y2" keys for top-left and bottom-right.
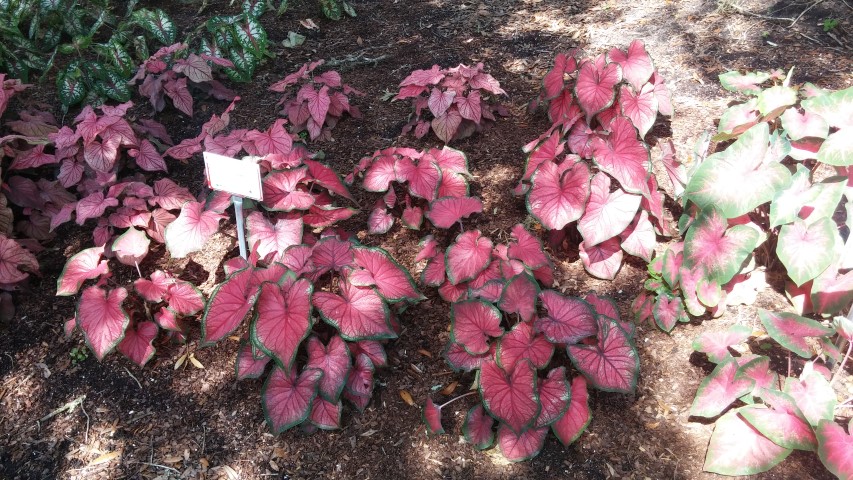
[{"x1": 1, "y1": 1, "x2": 852, "y2": 479}]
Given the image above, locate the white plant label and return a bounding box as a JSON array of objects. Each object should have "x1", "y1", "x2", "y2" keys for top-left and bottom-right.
[{"x1": 203, "y1": 152, "x2": 263, "y2": 201}]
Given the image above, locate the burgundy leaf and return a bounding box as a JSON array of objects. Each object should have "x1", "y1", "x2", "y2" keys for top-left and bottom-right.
[
  {"x1": 396, "y1": 157, "x2": 441, "y2": 201},
  {"x1": 507, "y1": 224, "x2": 549, "y2": 269},
  {"x1": 349, "y1": 341, "x2": 387, "y2": 368},
  {"x1": 303, "y1": 159, "x2": 355, "y2": 202},
  {"x1": 345, "y1": 353, "x2": 375, "y2": 404},
  {"x1": 245, "y1": 118, "x2": 293, "y2": 156},
  {"x1": 262, "y1": 168, "x2": 315, "y2": 212},
  {"x1": 76, "y1": 192, "x2": 119, "y2": 225},
  {"x1": 443, "y1": 341, "x2": 491, "y2": 372}
]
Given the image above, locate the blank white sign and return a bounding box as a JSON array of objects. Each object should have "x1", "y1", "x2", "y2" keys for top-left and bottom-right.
[{"x1": 203, "y1": 152, "x2": 263, "y2": 201}]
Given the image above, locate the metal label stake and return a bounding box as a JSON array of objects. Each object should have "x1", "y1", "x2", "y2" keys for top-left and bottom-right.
[
  {"x1": 203, "y1": 152, "x2": 263, "y2": 260},
  {"x1": 233, "y1": 195, "x2": 247, "y2": 259}
]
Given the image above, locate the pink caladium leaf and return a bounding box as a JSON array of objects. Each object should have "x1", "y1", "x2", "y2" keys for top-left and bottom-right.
[
  {"x1": 0, "y1": 236, "x2": 38, "y2": 285},
  {"x1": 620, "y1": 210, "x2": 656, "y2": 262},
  {"x1": 428, "y1": 88, "x2": 456, "y2": 117},
  {"x1": 568, "y1": 317, "x2": 639, "y2": 393},
  {"x1": 128, "y1": 139, "x2": 167, "y2": 172},
  {"x1": 552, "y1": 376, "x2": 591, "y2": 445},
  {"x1": 349, "y1": 340, "x2": 387, "y2": 368},
  {"x1": 579, "y1": 237, "x2": 624, "y2": 280},
  {"x1": 309, "y1": 396, "x2": 342, "y2": 430},
  {"x1": 245, "y1": 119, "x2": 293, "y2": 156},
  {"x1": 314, "y1": 278, "x2": 394, "y2": 341},
  {"x1": 535, "y1": 367, "x2": 570, "y2": 428},
  {"x1": 112, "y1": 227, "x2": 150, "y2": 267},
  {"x1": 584, "y1": 293, "x2": 620, "y2": 322},
  {"x1": 590, "y1": 116, "x2": 650, "y2": 195},
  {"x1": 401, "y1": 202, "x2": 423, "y2": 230},
  {"x1": 443, "y1": 341, "x2": 491, "y2": 372},
  {"x1": 246, "y1": 212, "x2": 303, "y2": 263},
  {"x1": 507, "y1": 224, "x2": 549, "y2": 270},
  {"x1": 704, "y1": 407, "x2": 792, "y2": 475},
  {"x1": 439, "y1": 279, "x2": 469, "y2": 302},
  {"x1": 456, "y1": 90, "x2": 482, "y2": 123},
  {"x1": 522, "y1": 131, "x2": 565, "y2": 182},
  {"x1": 421, "y1": 255, "x2": 446, "y2": 287},
  {"x1": 352, "y1": 247, "x2": 423, "y2": 303},
  {"x1": 527, "y1": 158, "x2": 590, "y2": 230},
  {"x1": 816, "y1": 420, "x2": 853, "y2": 479},
  {"x1": 480, "y1": 359, "x2": 540, "y2": 434},
  {"x1": 362, "y1": 155, "x2": 397, "y2": 192},
  {"x1": 251, "y1": 280, "x2": 313, "y2": 369},
  {"x1": 653, "y1": 295, "x2": 687, "y2": 332},
  {"x1": 236, "y1": 337, "x2": 270, "y2": 380},
  {"x1": 497, "y1": 424, "x2": 548, "y2": 462},
  {"x1": 262, "y1": 168, "x2": 315, "y2": 212},
  {"x1": 446, "y1": 230, "x2": 493, "y2": 285},
  {"x1": 535, "y1": 290, "x2": 597, "y2": 344},
  {"x1": 542, "y1": 51, "x2": 577, "y2": 99},
  {"x1": 164, "y1": 76, "x2": 193, "y2": 116},
  {"x1": 304, "y1": 159, "x2": 355, "y2": 202},
  {"x1": 305, "y1": 335, "x2": 351, "y2": 400},
  {"x1": 607, "y1": 40, "x2": 654, "y2": 91},
  {"x1": 77, "y1": 286, "x2": 129, "y2": 361},
  {"x1": 150, "y1": 178, "x2": 194, "y2": 210},
  {"x1": 692, "y1": 324, "x2": 752, "y2": 363},
  {"x1": 575, "y1": 56, "x2": 622, "y2": 119},
  {"x1": 497, "y1": 321, "x2": 553, "y2": 371},
  {"x1": 689, "y1": 359, "x2": 755, "y2": 418},
  {"x1": 498, "y1": 273, "x2": 540, "y2": 323},
  {"x1": 83, "y1": 138, "x2": 120, "y2": 172},
  {"x1": 345, "y1": 353, "x2": 375, "y2": 400},
  {"x1": 619, "y1": 83, "x2": 658, "y2": 139},
  {"x1": 76, "y1": 192, "x2": 119, "y2": 225},
  {"x1": 737, "y1": 357, "x2": 778, "y2": 398},
  {"x1": 415, "y1": 235, "x2": 439, "y2": 263},
  {"x1": 9, "y1": 144, "x2": 56, "y2": 170},
  {"x1": 56, "y1": 246, "x2": 108, "y2": 296},
  {"x1": 578, "y1": 173, "x2": 642, "y2": 247},
  {"x1": 463, "y1": 404, "x2": 495, "y2": 449},
  {"x1": 423, "y1": 398, "x2": 445, "y2": 435},
  {"x1": 451, "y1": 300, "x2": 503, "y2": 355},
  {"x1": 166, "y1": 281, "x2": 204, "y2": 316},
  {"x1": 758, "y1": 309, "x2": 833, "y2": 358},
  {"x1": 739, "y1": 405, "x2": 817, "y2": 452},
  {"x1": 396, "y1": 157, "x2": 441, "y2": 201},
  {"x1": 431, "y1": 109, "x2": 463, "y2": 144},
  {"x1": 784, "y1": 370, "x2": 837, "y2": 427},
  {"x1": 117, "y1": 321, "x2": 158, "y2": 367},
  {"x1": 201, "y1": 268, "x2": 261, "y2": 345},
  {"x1": 367, "y1": 202, "x2": 393, "y2": 234},
  {"x1": 777, "y1": 218, "x2": 839, "y2": 287},
  {"x1": 305, "y1": 85, "x2": 331, "y2": 125},
  {"x1": 303, "y1": 205, "x2": 356, "y2": 228},
  {"x1": 437, "y1": 171, "x2": 470, "y2": 198},
  {"x1": 426, "y1": 196, "x2": 483, "y2": 229},
  {"x1": 310, "y1": 236, "x2": 354, "y2": 277},
  {"x1": 683, "y1": 208, "x2": 760, "y2": 285},
  {"x1": 262, "y1": 366, "x2": 322, "y2": 433},
  {"x1": 164, "y1": 202, "x2": 226, "y2": 258},
  {"x1": 134, "y1": 270, "x2": 171, "y2": 302}
]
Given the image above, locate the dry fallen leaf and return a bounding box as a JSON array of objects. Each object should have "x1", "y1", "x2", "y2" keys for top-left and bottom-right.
[
  {"x1": 399, "y1": 389, "x2": 415, "y2": 406},
  {"x1": 199, "y1": 458, "x2": 209, "y2": 470},
  {"x1": 88, "y1": 451, "x2": 120, "y2": 467},
  {"x1": 223, "y1": 465, "x2": 240, "y2": 480},
  {"x1": 299, "y1": 18, "x2": 319, "y2": 30},
  {"x1": 439, "y1": 381, "x2": 458, "y2": 396},
  {"x1": 174, "y1": 353, "x2": 187, "y2": 370},
  {"x1": 189, "y1": 353, "x2": 205, "y2": 369},
  {"x1": 417, "y1": 348, "x2": 433, "y2": 358}
]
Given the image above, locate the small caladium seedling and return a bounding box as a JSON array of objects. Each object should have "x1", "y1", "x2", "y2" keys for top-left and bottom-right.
[
  {"x1": 420, "y1": 226, "x2": 637, "y2": 461},
  {"x1": 269, "y1": 60, "x2": 364, "y2": 141},
  {"x1": 396, "y1": 63, "x2": 508, "y2": 144}
]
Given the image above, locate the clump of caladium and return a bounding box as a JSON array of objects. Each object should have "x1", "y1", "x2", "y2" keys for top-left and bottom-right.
[
  {"x1": 635, "y1": 72, "x2": 853, "y2": 330},
  {"x1": 200, "y1": 4, "x2": 272, "y2": 83},
  {"x1": 689, "y1": 312, "x2": 852, "y2": 477},
  {"x1": 418, "y1": 225, "x2": 639, "y2": 461},
  {"x1": 268, "y1": 60, "x2": 364, "y2": 142},
  {"x1": 345, "y1": 146, "x2": 482, "y2": 233},
  {"x1": 130, "y1": 43, "x2": 236, "y2": 117},
  {"x1": 519, "y1": 41, "x2": 673, "y2": 280},
  {"x1": 396, "y1": 63, "x2": 509, "y2": 144},
  {"x1": 203, "y1": 232, "x2": 424, "y2": 432}
]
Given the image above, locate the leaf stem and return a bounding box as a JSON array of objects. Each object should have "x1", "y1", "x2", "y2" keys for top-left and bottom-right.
[
  {"x1": 438, "y1": 390, "x2": 478, "y2": 409},
  {"x1": 830, "y1": 339, "x2": 852, "y2": 387}
]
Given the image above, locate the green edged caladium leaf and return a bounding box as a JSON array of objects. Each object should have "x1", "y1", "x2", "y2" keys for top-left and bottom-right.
[
  {"x1": 112, "y1": 227, "x2": 150, "y2": 267},
  {"x1": 262, "y1": 366, "x2": 322, "y2": 433},
  {"x1": 567, "y1": 317, "x2": 639, "y2": 394},
  {"x1": 508, "y1": 224, "x2": 550, "y2": 269},
  {"x1": 535, "y1": 290, "x2": 597, "y2": 344},
  {"x1": 313, "y1": 277, "x2": 394, "y2": 341},
  {"x1": 445, "y1": 229, "x2": 492, "y2": 285},
  {"x1": 579, "y1": 237, "x2": 623, "y2": 280},
  {"x1": 423, "y1": 397, "x2": 445, "y2": 435},
  {"x1": 443, "y1": 341, "x2": 492, "y2": 372},
  {"x1": 202, "y1": 268, "x2": 261, "y2": 345},
  {"x1": 77, "y1": 286, "x2": 130, "y2": 361},
  {"x1": 784, "y1": 370, "x2": 837, "y2": 427},
  {"x1": 165, "y1": 201, "x2": 226, "y2": 259},
  {"x1": 769, "y1": 164, "x2": 818, "y2": 228},
  {"x1": 551, "y1": 375, "x2": 591, "y2": 446},
  {"x1": 310, "y1": 397, "x2": 342, "y2": 430},
  {"x1": 689, "y1": 359, "x2": 755, "y2": 418},
  {"x1": 758, "y1": 309, "x2": 833, "y2": 358},
  {"x1": 251, "y1": 280, "x2": 313, "y2": 369},
  {"x1": 703, "y1": 407, "x2": 792, "y2": 475},
  {"x1": 236, "y1": 337, "x2": 270, "y2": 380},
  {"x1": 607, "y1": 40, "x2": 654, "y2": 91},
  {"x1": 534, "y1": 367, "x2": 570, "y2": 428},
  {"x1": 683, "y1": 208, "x2": 760, "y2": 285},
  {"x1": 736, "y1": 356, "x2": 778, "y2": 401},
  {"x1": 118, "y1": 321, "x2": 158, "y2": 367},
  {"x1": 497, "y1": 321, "x2": 553, "y2": 371},
  {"x1": 577, "y1": 172, "x2": 641, "y2": 247},
  {"x1": 777, "y1": 218, "x2": 839, "y2": 287},
  {"x1": 526, "y1": 158, "x2": 590, "y2": 230},
  {"x1": 352, "y1": 247, "x2": 424, "y2": 303},
  {"x1": 816, "y1": 419, "x2": 853, "y2": 479},
  {"x1": 685, "y1": 123, "x2": 791, "y2": 218},
  {"x1": 305, "y1": 335, "x2": 351, "y2": 401},
  {"x1": 497, "y1": 424, "x2": 548, "y2": 462},
  {"x1": 739, "y1": 405, "x2": 817, "y2": 452},
  {"x1": 56, "y1": 246, "x2": 108, "y2": 296},
  {"x1": 463, "y1": 404, "x2": 494, "y2": 449},
  {"x1": 574, "y1": 57, "x2": 622, "y2": 119},
  {"x1": 756, "y1": 85, "x2": 797, "y2": 116},
  {"x1": 498, "y1": 273, "x2": 539, "y2": 323},
  {"x1": 653, "y1": 295, "x2": 687, "y2": 332},
  {"x1": 450, "y1": 299, "x2": 503, "y2": 355},
  {"x1": 780, "y1": 108, "x2": 829, "y2": 141},
  {"x1": 590, "y1": 116, "x2": 651, "y2": 195},
  {"x1": 718, "y1": 71, "x2": 770, "y2": 95},
  {"x1": 802, "y1": 86, "x2": 853, "y2": 166},
  {"x1": 479, "y1": 359, "x2": 540, "y2": 434},
  {"x1": 692, "y1": 324, "x2": 752, "y2": 363}
]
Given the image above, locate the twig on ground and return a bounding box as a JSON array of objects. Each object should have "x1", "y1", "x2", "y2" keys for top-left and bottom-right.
[
  {"x1": 124, "y1": 367, "x2": 142, "y2": 390},
  {"x1": 797, "y1": 31, "x2": 827, "y2": 46},
  {"x1": 840, "y1": 0, "x2": 853, "y2": 10},
  {"x1": 324, "y1": 53, "x2": 391, "y2": 73},
  {"x1": 790, "y1": 0, "x2": 826, "y2": 27},
  {"x1": 722, "y1": 1, "x2": 795, "y2": 21},
  {"x1": 128, "y1": 461, "x2": 180, "y2": 473},
  {"x1": 80, "y1": 401, "x2": 90, "y2": 444}
]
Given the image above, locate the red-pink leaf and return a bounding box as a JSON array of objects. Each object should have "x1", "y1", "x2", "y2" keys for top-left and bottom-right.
[
  {"x1": 740, "y1": 405, "x2": 817, "y2": 451},
  {"x1": 310, "y1": 236, "x2": 353, "y2": 277},
  {"x1": 83, "y1": 138, "x2": 119, "y2": 172},
  {"x1": 252, "y1": 280, "x2": 313, "y2": 369},
  {"x1": 112, "y1": 227, "x2": 150, "y2": 266},
  {"x1": 443, "y1": 341, "x2": 491, "y2": 372},
  {"x1": 150, "y1": 178, "x2": 194, "y2": 210},
  {"x1": 535, "y1": 290, "x2": 597, "y2": 344},
  {"x1": 9, "y1": 145, "x2": 56, "y2": 170},
  {"x1": 303, "y1": 205, "x2": 356, "y2": 228},
  {"x1": 523, "y1": 131, "x2": 566, "y2": 181},
  {"x1": 816, "y1": 420, "x2": 853, "y2": 479},
  {"x1": 438, "y1": 279, "x2": 468, "y2": 302},
  {"x1": 423, "y1": 398, "x2": 445, "y2": 435},
  {"x1": 543, "y1": 52, "x2": 576, "y2": 99},
  {"x1": 201, "y1": 268, "x2": 261, "y2": 345},
  {"x1": 463, "y1": 404, "x2": 494, "y2": 449},
  {"x1": 310, "y1": 397, "x2": 342, "y2": 430},
  {"x1": 165, "y1": 77, "x2": 193, "y2": 116},
  {"x1": 76, "y1": 192, "x2": 119, "y2": 225},
  {"x1": 498, "y1": 424, "x2": 548, "y2": 462},
  {"x1": 134, "y1": 270, "x2": 171, "y2": 302},
  {"x1": 704, "y1": 408, "x2": 792, "y2": 475},
  {"x1": 262, "y1": 366, "x2": 322, "y2": 433},
  {"x1": 352, "y1": 247, "x2": 423, "y2": 303},
  {"x1": 402, "y1": 203, "x2": 423, "y2": 229},
  {"x1": 367, "y1": 202, "x2": 393, "y2": 234},
  {"x1": 77, "y1": 286, "x2": 129, "y2": 361},
  {"x1": 246, "y1": 212, "x2": 303, "y2": 262},
  {"x1": 784, "y1": 370, "x2": 837, "y2": 427},
  {"x1": 236, "y1": 338, "x2": 270, "y2": 380},
  {"x1": 304, "y1": 159, "x2": 355, "y2": 202},
  {"x1": 607, "y1": 40, "x2": 654, "y2": 91},
  {"x1": 164, "y1": 281, "x2": 203, "y2": 316},
  {"x1": 497, "y1": 321, "x2": 553, "y2": 371},
  {"x1": 451, "y1": 300, "x2": 503, "y2": 355},
  {"x1": 567, "y1": 317, "x2": 639, "y2": 393},
  {"x1": 480, "y1": 359, "x2": 540, "y2": 434},
  {"x1": 535, "y1": 367, "x2": 570, "y2": 428},
  {"x1": 305, "y1": 85, "x2": 331, "y2": 125},
  {"x1": 306, "y1": 335, "x2": 351, "y2": 400},
  {"x1": 684, "y1": 208, "x2": 760, "y2": 285},
  {"x1": 552, "y1": 376, "x2": 591, "y2": 445},
  {"x1": 620, "y1": 84, "x2": 658, "y2": 138},
  {"x1": 397, "y1": 157, "x2": 440, "y2": 201},
  {"x1": 591, "y1": 117, "x2": 650, "y2": 195},
  {"x1": 421, "y1": 255, "x2": 446, "y2": 287},
  {"x1": 345, "y1": 353, "x2": 375, "y2": 400},
  {"x1": 689, "y1": 359, "x2": 755, "y2": 417},
  {"x1": 117, "y1": 321, "x2": 158, "y2": 367},
  {"x1": 692, "y1": 324, "x2": 752, "y2": 363},
  {"x1": 456, "y1": 90, "x2": 482, "y2": 123},
  {"x1": 471, "y1": 280, "x2": 504, "y2": 302},
  {"x1": 314, "y1": 278, "x2": 394, "y2": 341},
  {"x1": 527, "y1": 158, "x2": 591, "y2": 230},
  {"x1": 400, "y1": 65, "x2": 445, "y2": 87},
  {"x1": 508, "y1": 224, "x2": 549, "y2": 269},
  {"x1": 578, "y1": 173, "x2": 641, "y2": 247},
  {"x1": 164, "y1": 201, "x2": 226, "y2": 258},
  {"x1": 128, "y1": 139, "x2": 167, "y2": 172},
  {"x1": 56, "y1": 246, "x2": 108, "y2": 296},
  {"x1": 431, "y1": 109, "x2": 462, "y2": 144},
  {"x1": 498, "y1": 273, "x2": 540, "y2": 322},
  {"x1": 262, "y1": 168, "x2": 315, "y2": 212},
  {"x1": 446, "y1": 230, "x2": 492, "y2": 285},
  {"x1": 428, "y1": 88, "x2": 456, "y2": 117},
  {"x1": 759, "y1": 309, "x2": 833, "y2": 358},
  {"x1": 244, "y1": 118, "x2": 293, "y2": 157},
  {"x1": 349, "y1": 341, "x2": 387, "y2": 368},
  {"x1": 427, "y1": 196, "x2": 483, "y2": 229},
  {"x1": 579, "y1": 238, "x2": 624, "y2": 280},
  {"x1": 653, "y1": 295, "x2": 687, "y2": 332},
  {"x1": 575, "y1": 57, "x2": 622, "y2": 119},
  {"x1": 362, "y1": 155, "x2": 397, "y2": 192}
]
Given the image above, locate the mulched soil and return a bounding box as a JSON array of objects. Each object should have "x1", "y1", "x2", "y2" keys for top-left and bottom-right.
[{"x1": 1, "y1": 0, "x2": 852, "y2": 479}]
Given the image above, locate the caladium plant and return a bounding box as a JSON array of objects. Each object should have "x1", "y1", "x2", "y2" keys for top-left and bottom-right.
[
  {"x1": 520, "y1": 42, "x2": 673, "y2": 280},
  {"x1": 396, "y1": 63, "x2": 509, "y2": 144},
  {"x1": 418, "y1": 225, "x2": 639, "y2": 461},
  {"x1": 200, "y1": 5, "x2": 272, "y2": 83},
  {"x1": 269, "y1": 60, "x2": 364, "y2": 141},
  {"x1": 689, "y1": 311, "x2": 852, "y2": 477},
  {"x1": 345, "y1": 145, "x2": 482, "y2": 233}
]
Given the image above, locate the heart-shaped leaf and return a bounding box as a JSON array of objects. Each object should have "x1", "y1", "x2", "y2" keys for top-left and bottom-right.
[
  {"x1": 653, "y1": 295, "x2": 687, "y2": 332},
  {"x1": 423, "y1": 397, "x2": 445, "y2": 435},
  {"x1": 498, "y1": 273, "x2": 540, "y2": 323},
  {"x1": 463, "y1": 404, "x2": 495, "y2": 449},
  {"x1": 535, "y1": 290, "x2": 597, "y2": 344},
  {"x1": 683, "y1": 208, "x2": 760, "y2": 285},
  {"x1": 552, "y1": 376, "x2": 591, "y2": 445},
  {"x1": 428, "y1": 88, "x2": 456, "y2": 117},
  {"x1": 578, "y1": 173, "x2": 642, "y2": 247},
  {"x1": 446, "y1": 230, "x2": 493, "y2": 285},
  {"x1": 309, "y1": 397, "x2": 342, "y2": 430},
  {"x1": 522, "y1": 131, "x2": 565, "y2": 181},
  {"x1": 508, "y1": 224, "x2": 549, "y2": 269},
  {"x1": 134, "y1": 270, "x2": 171, "y2": 302},
  {"x1": 575, "y1": 57, "x2": 622, "y2": 119},
  {"x1": 345, "y1": 353, "x2": 375, "y2": 404},
  {"x1": 236, "y1": 337, "x2": 270, "y2": 380},
  {"x1": 310, "y1": 236, "x2": 354, "y2": 277},
  {"x1": 535, "y1": 367, "x2": 570, "y2": 428},
  {"x1": 202, "y1": 268, "x2": 261, "y2": 345},
  {"x1": 443, "y1": 341, "x2": 491, "y2": 372},
  {"x1": 590, "y1": 116, "x2": 650, "y2": 195},
  {"x1": 262, "y1": 168, "x2": 315, "y2": 212},
  {"x1": 784, "y1": 370, "x2": 837, "y2": 427},
  {"x1": 692, "y1": 324, "x2": 752, "y2": 363},
  {"x1": 740, "y1": 405, "x2": 817, "y2": 451},
  {"x1": 303, "y1": 159, "x2": 355, "y2": 202},
  {"x1": 77, "y1": 286, "x2": 129, "y2": 361},
  {"x1": 56, "y1": 246, "x2": 108, "y2": 296},
  {"x1": 246, "y1": 212, "x2": 303, "y2": 263},
  {"x1": 608, "y1": 40, "x2": 654, "y2": 91},
  {"x1": 349, "y1": 340, "x2": 387, "y2": 368},
  {"x1": 568, "y1": 318, "x2": 639, "y2": 393},
  {"x1": 314, "y1": 278, "x2": 394, "y2": 341},
  {"x1": 619, "y1": 84, "x2": 658, "y2": 138},
  {"x1": 112, "y1": 227, "x2": 150, "y2": 267},
  {"x1": 497, "y1": 424, "x2": 548, "y2": 462},
  {"x1": 527, "y1": 158, "x2": 590, "y2": 230},
  {"x1": 451, "y1": 300, "x2": 503, "y2": 355},
  {"x1": 758, "y1": 309, "x2": 834, "y2": 358},
  {"x1": 164, "y1": 201, "x2": 226, "y2": 258},
  {"x1": 305, "y1": 335, "x2": 351, "y2": 401},
  {"x1": 262, "y1": 366, "x2": 322, "y2": 433},
  {"x1": 367, "y1": 201, "x2": 393, "y2": 235},
  {"x1": 353, "y1": 247, "x2": 424, "y2": 303},
  {"x1": 166, "y1": 281, "x2": 205, "y2": 316},
  {"x1": 497, "y1": 321, "x2": 553, "y2": 371},
  {"x1": 431, "y1": 109, "x2": 462, "y2": 143},
  {"x1": 816, "y1": 420, "x2": 853, "y2": 479},
  {"x1": 777, "y1": 218, "x2": 839, "y2": 287},
  {"x1": 397, "y1": 157, "x2": 441, "y2": 201},
  {"x1": 479, "y1": 359, "x2": 540, "y2": 434},
  {"x1": 690, "y1": 359, "x2": 755, "y2": 418},
  {"x1": 362, "y1": 155, "x2": 397, "y2": 192},
  {"x1": 426, "y1": 196, "x2": 483, "y2": 229},
  {"x1": 704, "y1": 407, "x2": 792, "y2": 475},
  {"x1": 251, "y1": 280, "x2": 313, "y2": 369},
  {"x1": 117, "y1": 321, "x2": 158, "y2": 367},
  {"x1": 579, "y1": 237, "x2": 624, "y2": 280}
]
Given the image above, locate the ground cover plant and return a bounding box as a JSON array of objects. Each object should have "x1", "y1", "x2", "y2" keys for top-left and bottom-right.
[
  {"x1": 518, "y1": 41, "x2": 672, "y2": 280},
  {"x1": 200, "y1": 2, "x2": 273, "y2": 83}
]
